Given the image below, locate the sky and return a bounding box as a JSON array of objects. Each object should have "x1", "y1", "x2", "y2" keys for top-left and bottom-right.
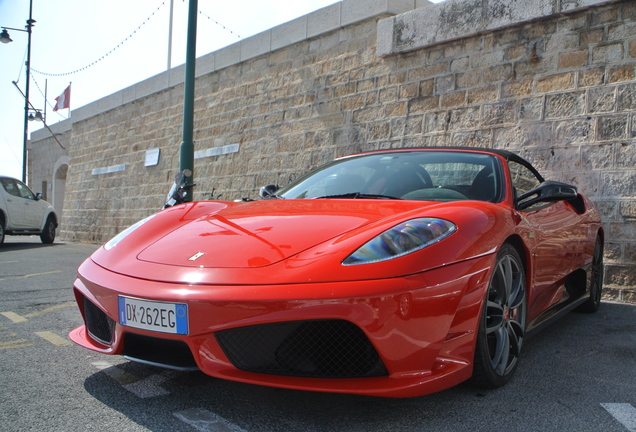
[{"x1": 0, "y1": 0, "x2": 443, "y2": 181}]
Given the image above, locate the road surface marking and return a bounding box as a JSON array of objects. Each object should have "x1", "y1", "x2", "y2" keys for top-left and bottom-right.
[
  {"x1": 0, "y1": 331, "x2": 18, "y2": 337},
  {"x1": 0, "y1": 260, "x2": 18, "y2": 264},
  {"x1": 35, "y1": 331, "x2": 72, "y2": 346},
  {"x1": 0, "y1": 312, "x2": 28, "y2": 323},
  {"x1": 0, "y1": 270, "x2": 62, "y2": 281},
  {"x1": 602, "y1": 403, "x2": 636, "y2": 431},
  {"x1": 174, "y1": 409, "x2": 248, "y2": 432},
  {"x1": 92, "y1": 361, "x2": 141, "y2": 385},
  {"x1": 1, "y1": 302, "x2": 76, "y2": 323},
  {"x1": 24, "y1": 302, "x2": 75, "y2": 318},
  {"x1": 123, "y1": 374, "x2": 170, "y2": 399},
  {"x1": 91, "y1": 361, "x2": 169, "y2": 398},
  {"x1": 0, "y1": 339, "x2": 33, "y2": 349}
]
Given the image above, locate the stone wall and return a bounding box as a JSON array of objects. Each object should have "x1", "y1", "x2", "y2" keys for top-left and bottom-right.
[
  {"x1": 30, "y1": 0, "x2": 636, "y2": 301},
  {"x1": 27, "y1": 119, "x2": 71, "y2": 224}
]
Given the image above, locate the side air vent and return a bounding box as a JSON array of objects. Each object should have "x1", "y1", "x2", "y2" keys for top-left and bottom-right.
[
  {"x1": 216, "y1": 319, "x2": 388, "y2": 378},
  {"x1": 83, "y1": 297, "x2": 116, "y2": 346}
]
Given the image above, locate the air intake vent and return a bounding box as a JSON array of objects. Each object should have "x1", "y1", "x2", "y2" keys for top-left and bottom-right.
[
  {"x1": 216, "y1": 319, "x2": 387, "y2": 378},
  {"x1": 83, "y1": 297, "x2": 116, "y2": 346},
  {"x1": 123, "y1": 333, "x2": 198, "y2": 370}
]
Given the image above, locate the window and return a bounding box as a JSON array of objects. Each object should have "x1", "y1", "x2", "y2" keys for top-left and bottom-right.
[
  {"x1": 508, "y1": 160, "x2": 541, "y2": 198},
  {"x1": 15, "y1": 181, "x2": 35, "y2": 200},
  {"x1": 278, "y1": 151, "x2": 502, "y2": 202},
  {"x1": 1, "y1": 178, "x2": 20, "y2": 198}
]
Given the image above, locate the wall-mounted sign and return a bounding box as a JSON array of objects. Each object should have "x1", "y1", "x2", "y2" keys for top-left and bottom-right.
[
  {"x1": 92, "y1": 164, "x2": 126, "y2": 176},
  {"x1": 194, "y1": 144, "x2": 240, "y2": 160},
  {"x1": 145, "y1": 148, "x2": 160, "y2": 167}
]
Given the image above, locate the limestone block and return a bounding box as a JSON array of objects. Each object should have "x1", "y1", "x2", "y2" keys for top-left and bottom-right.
[
  {"x1": 272, "y1": 16, "x2": 308, "y2": 51},
  {"x1": 617, "y1": 82, "x2": 636, "y2": 110},
  {"x1": 545, "y1": 91, "x2": 585, "y2": 119},
  {"x1": 215, "y1": 43, "x2": 241, "y2": 70},
  {"x1": 196, "y1": 52, "x2": 215, "y2": 78},
  {"x1": 597, "y1": 115, "x2": 629, "y2": 141},
  {"x1": 241, "y1": 30, "x2": 271, "y2": 61},
  {"x1": 342, "y1": 0, "x2": 417, "y2": 27},
  {"x1": 378, "y1": 0, "x2": 613, "y2": 56},
  {"x1": 308, "y1": 3, "x2": 342, "y2": 37}
]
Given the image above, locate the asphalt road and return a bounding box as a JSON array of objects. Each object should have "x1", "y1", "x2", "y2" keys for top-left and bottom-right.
[{"x1": 1, "y1": 236, "x2": 635, "y2": 432}]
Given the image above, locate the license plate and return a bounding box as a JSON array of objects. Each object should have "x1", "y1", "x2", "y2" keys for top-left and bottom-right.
[{"x1": 118, "y1": 296, "x2": 188, "y2": 335}]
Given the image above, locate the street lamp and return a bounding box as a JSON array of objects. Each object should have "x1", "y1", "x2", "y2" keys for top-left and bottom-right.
[
  {"x1": 179, "y1": 0, "x2": 198, "y2": 202},
  {"x1": 1, "y1": 0, "x2": 35, "y2": 183},
  {"x1": 0, "y1": 29, "x2": 13, "y2": 43}
]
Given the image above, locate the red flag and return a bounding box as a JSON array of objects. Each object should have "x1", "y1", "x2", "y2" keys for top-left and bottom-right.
[{"x1": 53, "y1": 84, "x2": 71, "y2": 111}]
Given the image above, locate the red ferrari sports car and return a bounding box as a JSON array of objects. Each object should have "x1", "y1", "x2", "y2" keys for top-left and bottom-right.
[{"x1": 69, "y1": 147, "x2": 604, "y2": 397}]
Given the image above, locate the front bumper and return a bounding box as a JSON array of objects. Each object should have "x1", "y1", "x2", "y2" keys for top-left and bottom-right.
[{"x1": 69, "y1": 256, "x2": 493, "y2": 397}]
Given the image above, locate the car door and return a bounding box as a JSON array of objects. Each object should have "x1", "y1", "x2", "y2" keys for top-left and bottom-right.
[
  {"x1": 14, "y1": 180, "x2": 45, "y2": 229},
  {"x1": 1, "y1": 178, "x2": 28, "y2": 229},
  {"x1": 508, "y1": 161, "x2": 583, "y2": 319}
]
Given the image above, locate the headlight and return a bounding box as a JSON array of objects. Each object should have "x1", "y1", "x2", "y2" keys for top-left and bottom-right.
[
  {"x1": 342, "y1": 218, "x2": 456, "y2": 265},
  {"x1": 104, "y1": 214, "x2": 156, "y2": 250}
]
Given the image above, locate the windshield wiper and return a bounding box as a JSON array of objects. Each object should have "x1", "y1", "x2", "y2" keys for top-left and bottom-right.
[{"x1": 315, "y1": 192, "x2": 401, "y2": 200}]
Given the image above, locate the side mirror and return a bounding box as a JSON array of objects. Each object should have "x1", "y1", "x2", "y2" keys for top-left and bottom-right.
[
  {"x1": 517, "y1": 181, "x2": 577, "y2": 210},
  {"x1": 259, "y1": 184, "x2": 280, "y2": 199},
  {"x1": 35, "y1": 192, "x2": 42, "y2": 201}
]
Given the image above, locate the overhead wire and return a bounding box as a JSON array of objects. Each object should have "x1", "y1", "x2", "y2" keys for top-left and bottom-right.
[
  {"x1": 31, "y1": 1, "x2": 167, "y2": 77},
  {"x1": 30, "y1": 76, "x2": 68, "y2": 121},
  {"x1": 1, "y1": 136, "x2": 23, "y2": 165},
  {"x1": 31, "y1": 1, "x2": 242, "y2": 78},
  {"x1": 12, "y1": 82, "x2": 66, "y2": 150},
  {"x1": 14, "y1": 46, "x2": 28, "y2": 83},
  {"x1": 199, "y1": 9, "x2": 241, "y2": 39}
]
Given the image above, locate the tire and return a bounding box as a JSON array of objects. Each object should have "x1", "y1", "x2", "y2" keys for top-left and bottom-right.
[
  {"x1": 471, "y1": 244, "x2": 527, "y2": 389},
  {"x1": 40, "y1": 216, "x2": 56, "y2": 244},
  {"x1": 576, "y1": 236, "x2": 603, "y2": 313},
  {"x1": 0, "y1": 221, "x2": 5, "y2": 245}
]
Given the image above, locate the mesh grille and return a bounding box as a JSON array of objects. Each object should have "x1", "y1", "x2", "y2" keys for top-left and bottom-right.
[
  {"x1": 83, "y1": 297, "x2": 116, "y2": 345},
  {"x1": 216, "y1": 319, "x2": 388, "y2": 378}
]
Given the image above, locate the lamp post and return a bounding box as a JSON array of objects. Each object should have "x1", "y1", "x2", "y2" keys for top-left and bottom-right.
[
  {"x1": 179, "y1": 0, "x2": 197, "y2": 202},
  {"x1": 1, "y1": 0, "x2": 35, "y2": 183}
]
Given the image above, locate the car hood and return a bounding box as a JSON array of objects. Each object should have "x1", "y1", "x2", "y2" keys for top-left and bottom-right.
[
  {"x1": 90, "y1": 199, "x2": 505, "y2": 285},
  {"x1": 136, "y1": 199, "x2": 403, "y2": 268}
]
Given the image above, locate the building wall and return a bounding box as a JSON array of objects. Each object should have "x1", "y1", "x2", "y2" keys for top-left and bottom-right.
[
  {"x1": 30, "y1": 0, "x2": 636, "y2": 301},
  {"x1": 27, "y1": 119, "x2": 71, "y2": 226}
]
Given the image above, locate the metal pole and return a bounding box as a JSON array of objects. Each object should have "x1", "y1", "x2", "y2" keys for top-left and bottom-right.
[
  {"x1": 22, "y1": 0, "x2": 34, "y2": 184},
  {"x1": 167, "y1": 0, "x2": 174, "y2": 70},
  {"x1": 179, "y1": 0, "x2": 197, "y2": 201},
  {"x1": 43, "y1": 78, "x2": 47, "y2": 122}
]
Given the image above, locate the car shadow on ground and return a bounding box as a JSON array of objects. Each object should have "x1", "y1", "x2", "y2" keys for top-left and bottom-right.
[
  {"x1": 0, "y1": 241, "x2": 64, "y2": 251},
  {"x1": 81, "y1": 301, "x2": 636, "y2": 432}
]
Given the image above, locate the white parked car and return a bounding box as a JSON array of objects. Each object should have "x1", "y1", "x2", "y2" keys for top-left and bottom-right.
[{"x1": 0, "y1": 176, "x2": 58, "y2": 244}]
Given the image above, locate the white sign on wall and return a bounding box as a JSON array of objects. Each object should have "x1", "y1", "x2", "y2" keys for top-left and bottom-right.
[
  {"x1": 145, "y1": 148, "x2": 161, "y2": 166},
  {"x1": 194, "y1": 144, "x2": 240, "y2": 160},
  {"x1": 92, "y1": 164, "x2": 126, "y2": 176}
]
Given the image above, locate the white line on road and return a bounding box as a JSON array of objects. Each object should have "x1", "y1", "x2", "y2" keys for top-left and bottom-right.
[
  {"x1": 1, "y1": 302, "x2": 76, "y2": 323},
  {"x1": 0, "y1": 311, "x2": 28, "y2": 323},
  {"x1": 35, "y1": 331, "x2": 72, "y2": 346},
  {"x1": 0, "y1": 339, "x2": 33, "y2": 349},
  {"x1": 25, "y1": 302, "x2": 75, "y2": 318},
  {"x1": 92, "y1": 361, "x2": 140, "y2": 385},
  {"x1": 175, "y1": 408, "x2": 248, "y2": 432},
  {"x1": 602, "y1": 403, "x2": 636, "y2": 432},
  {"x1": 123, "y1": 373, "x2": 170, "y2": 399},
  {"x1": 0, "y1": 270, "x2": 62, "y2": 281},
  {"x1": 91, "y1": 361, "x2": 170, "y2": 398}
]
